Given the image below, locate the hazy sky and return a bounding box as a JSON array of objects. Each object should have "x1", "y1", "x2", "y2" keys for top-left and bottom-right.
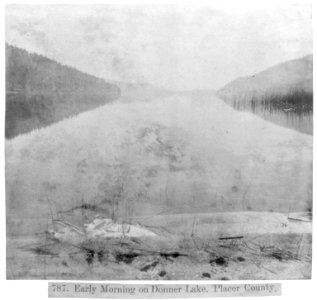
[{"x1": 6, "y1": 5, "x2": 312, "y2": 90}]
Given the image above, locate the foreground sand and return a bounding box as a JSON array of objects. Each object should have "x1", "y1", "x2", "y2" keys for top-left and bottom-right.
[{"x1": 7, "y1": 211, "x2": 312, "y2": 280}]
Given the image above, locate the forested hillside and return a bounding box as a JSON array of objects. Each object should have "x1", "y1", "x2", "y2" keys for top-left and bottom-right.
[
  {"x1": 6, "y1": 44, "x2": 120, "y2": 138},
  {"x1": 217, "y1": 55, "x2": 313, "y2": 134}
]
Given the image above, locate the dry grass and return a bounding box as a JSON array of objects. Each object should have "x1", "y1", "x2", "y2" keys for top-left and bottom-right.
[{"x1": 7, "y1": 231, "x2": 312, "y2": 280}]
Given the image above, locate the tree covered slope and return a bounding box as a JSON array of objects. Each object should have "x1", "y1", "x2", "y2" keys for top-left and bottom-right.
[
  {"x1": 218, "y1": 55, "x2": 312, "y2": 98},
  {"x1": 6, "y1": 44, "x2": 121, "y2": 138},
  {"x1": 217, "y1": 55, "x2": 313, "y2": 134}
]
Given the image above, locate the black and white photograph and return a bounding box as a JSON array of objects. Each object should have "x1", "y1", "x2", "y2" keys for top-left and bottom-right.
[{"x1": 5, "y1": 3, "x2": 313, "y2": 282}]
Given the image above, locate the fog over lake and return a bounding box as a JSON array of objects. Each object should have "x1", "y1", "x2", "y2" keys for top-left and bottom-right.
[{"x1": 6, "y1": 4, "x2": 312, "y2": 90}]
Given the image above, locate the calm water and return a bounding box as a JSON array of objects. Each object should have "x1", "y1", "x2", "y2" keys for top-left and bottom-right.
[{"x1": 232, "y1": 101, "x2": 313, "y2": 135}]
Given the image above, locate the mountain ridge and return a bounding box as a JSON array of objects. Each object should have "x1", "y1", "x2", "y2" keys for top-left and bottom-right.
[
  {"x1": 217, "y1": 54, "x2": 313, "y2": 134},
  {"x1": 218, "y1": 54, "x2": 313, "y2": 96},
  {"x1": 6, "y1": 43, "x2": 121, "y2": 139}
]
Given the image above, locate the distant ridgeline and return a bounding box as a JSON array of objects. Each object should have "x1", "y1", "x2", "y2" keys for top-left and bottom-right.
[
  {"x1": 5, "y1": 44, "x2": 121, "y2": 139},
  {"x1": 217, "y1": 55, "x2": 313, "y2": 135}
]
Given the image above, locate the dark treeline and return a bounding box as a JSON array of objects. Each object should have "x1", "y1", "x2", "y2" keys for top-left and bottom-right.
[
  {"x1": 232, "y1": 89, "x2": 313, "y2": 115},
  {"x1": 6, "y1": 44, "x2": 121, "y2": 139},
  {"x1": 259, "y1": 89, "x2": 313, "y2": 114},
  {"x1": 224, "y1": 89, "x2": 313, "y2": 135}
]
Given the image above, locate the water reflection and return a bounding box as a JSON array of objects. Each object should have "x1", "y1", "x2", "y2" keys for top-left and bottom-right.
[{"x1": 229, "y1": 90, "x2": 313, "y2": 135}]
